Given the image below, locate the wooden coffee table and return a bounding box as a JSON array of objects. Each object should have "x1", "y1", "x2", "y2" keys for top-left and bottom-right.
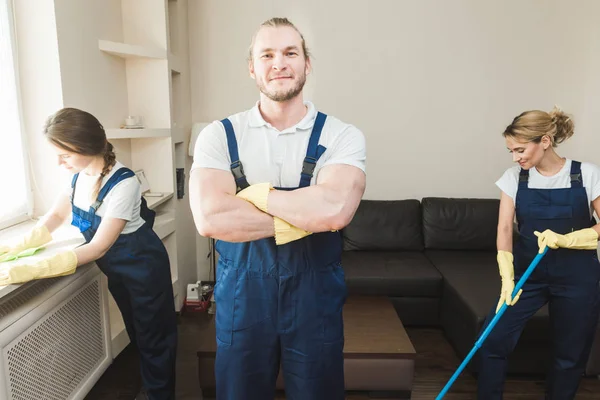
[{"x1": 197, "y1": 296, "x2": 416, "y2": 398}]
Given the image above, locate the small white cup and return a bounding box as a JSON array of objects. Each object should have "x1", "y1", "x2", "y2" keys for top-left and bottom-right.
[{"x1": 125, "y1": 116, "x2": 144, "y2": 127}]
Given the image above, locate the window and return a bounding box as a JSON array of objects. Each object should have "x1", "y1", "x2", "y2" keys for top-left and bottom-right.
[{"x1": 0, "y1": 0, "x2": 31, "y2": 229}]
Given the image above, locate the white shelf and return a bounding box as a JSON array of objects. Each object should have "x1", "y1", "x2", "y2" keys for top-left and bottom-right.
[
  {"x1": 99, "y1": 40, "x2": 167, "y2": 59},
  {"x1": 106, "y1": 128, "x2": 171, "y2": 139},
  {"x1": 154, "y1": 212, "x2": 176, "y2": 240},
  {"x1": 96, "y1": 0, "x2": 190, "y2": 327},
  {"x1": 145, "y1": 192, "x2": 174, "y2": 209}
]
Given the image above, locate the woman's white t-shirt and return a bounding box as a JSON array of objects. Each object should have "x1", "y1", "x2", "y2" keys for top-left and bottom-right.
[
  {"x1": 67, "y1": 161, "x2": 145, "y2": 234},
  {"x1": 495, "y1": 159, "x2": 600, "y2": 217}
]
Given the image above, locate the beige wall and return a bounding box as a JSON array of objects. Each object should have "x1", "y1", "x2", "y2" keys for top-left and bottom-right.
[
  {"x1": 188, "y1": 0, "x2": 600, "y2": 200},
  {"x1": 169, "y1": 0, "x2": 202, "y2": 287}
]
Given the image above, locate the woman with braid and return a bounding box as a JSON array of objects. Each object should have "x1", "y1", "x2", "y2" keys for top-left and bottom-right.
[{"x1": 1, "y1": 108, "x2": 177, "y2": 400}]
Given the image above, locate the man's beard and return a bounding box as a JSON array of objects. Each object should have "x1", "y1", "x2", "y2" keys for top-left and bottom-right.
[{"x1": 258, "y1": 73, "x2": 306, "y2": 102}]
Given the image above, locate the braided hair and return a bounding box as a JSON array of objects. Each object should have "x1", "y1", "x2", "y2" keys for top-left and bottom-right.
[{"x1": 43, "y1": 107, "x2": 116, "y2": 201}]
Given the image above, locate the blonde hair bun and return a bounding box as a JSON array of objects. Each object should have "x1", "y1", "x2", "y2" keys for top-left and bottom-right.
[{"x1": 548, "y1": 105, "x2": 574, "y2": 145}]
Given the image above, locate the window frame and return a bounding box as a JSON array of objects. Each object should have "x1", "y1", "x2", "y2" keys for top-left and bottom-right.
[{"x1": 0, "y1": 0, "x2": 34, "y2": 230}]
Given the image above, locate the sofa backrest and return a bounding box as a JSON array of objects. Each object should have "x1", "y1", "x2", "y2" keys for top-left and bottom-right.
[
  {"x1": 421, "y1": 197, "x2": 499, "y2": 250},
  {"x1": 343, "y1": 199, "x2": 424, "y2": 251}
]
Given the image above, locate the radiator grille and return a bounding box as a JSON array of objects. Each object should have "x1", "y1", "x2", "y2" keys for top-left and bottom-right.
[
  {"x1": 0, "y1": 279, "x2": 61, "y2": 321},
  {"x1": 5, "y1": 280, "x2": 106, "y2": 399}
]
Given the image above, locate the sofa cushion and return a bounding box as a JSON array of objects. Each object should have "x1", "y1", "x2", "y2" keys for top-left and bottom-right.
[
  {"x1": 343, "y1": 200, "x2": 423, "y2": 251},
  {"x1": 424, "y1": 244, "x2": 600, "y2": 376},
  {"x1": 426, "y1": 249, "x2": 551, "y2": 374},
  {"x1": 422, "y1": 197, "x2": 499, "y2": 250},
  {"x1": 342, "y1": 251, "x2": 442, "y2": 297},
  {"x1": 427, "y1": 250, "x2": 549, "y2": 326}
]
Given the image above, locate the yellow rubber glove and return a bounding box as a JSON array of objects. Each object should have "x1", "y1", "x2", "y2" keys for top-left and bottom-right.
[
  {"x1": 534, "y1": 228, "x2": 599, "y2": 254},
  {"x1": 274, "y1": 217, "x2": 312, "y2": 245},
  {"x1": 1, "y1": 225, "x2": 52, "y2": 258},
  {"x1": 496, "y1": 250, "x2": 522, "y2": 314},
  {"x1": 0, "y1": 250, "x2": 77, "y2": 286},
  {"x1": 236, "y1": 183, "x2": 273, "y2": 213}
]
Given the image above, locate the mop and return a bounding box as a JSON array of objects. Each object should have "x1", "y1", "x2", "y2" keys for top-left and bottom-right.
[{"x1": 435, "y1": 246, "x2": 549, "y2": 399}]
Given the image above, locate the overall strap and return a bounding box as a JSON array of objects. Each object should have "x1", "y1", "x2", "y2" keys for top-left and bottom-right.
[
  {"x1": 90, "y1": 167, "x2": 136, "y2": 212},
  {"x1": 70, "y1": 173, "x2": 80, "y2": 203},
  {"x1": 570, "y1": 160, "x2": 583, "y2": 188},
  {"x1": 299, "y1": 112, "x2": 327, "y2": 188},
  {"x1": 221, "y1": 118, "x2": 249, "y2": 192},
  {"x1": 518, "y1": 167, "x2": 529, "y2": 190}
]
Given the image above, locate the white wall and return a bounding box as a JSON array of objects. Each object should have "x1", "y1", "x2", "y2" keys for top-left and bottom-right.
[
  {"x1": 188, "y1": 0, "x2": 600, "y2": 200},
  {"x1": 54, "y1": 0, "x2": 128, "y2": 128}
]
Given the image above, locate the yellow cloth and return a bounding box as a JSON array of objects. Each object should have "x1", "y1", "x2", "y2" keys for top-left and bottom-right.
[
  {"x1": 0, "y1": 250, "x2": 77, "y2": 285},
  {"x1": 496, "y1": 250, "x2": 522, "y2": 314},
  {"x1": 236, "y1": 183, "x2": 273, "y2": 213},
  {"x1": 0, "y1": 225, "x2": 52, "y2": 259},
  {"x1": 274, "y1": 217, "x2": 312, "y2": 245},
  {"x1": 534, "y1": 228, "x2": 598, "y2": 254}
]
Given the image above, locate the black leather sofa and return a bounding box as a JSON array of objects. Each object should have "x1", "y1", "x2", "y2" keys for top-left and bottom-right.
[{"x1": 341, "y1": 197, "x2": 600, "y2": 376}]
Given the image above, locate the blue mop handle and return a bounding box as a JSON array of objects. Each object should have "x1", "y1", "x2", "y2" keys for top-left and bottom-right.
[{"x1": 435, "y1": 246, "x2": 548, "y2": 400}]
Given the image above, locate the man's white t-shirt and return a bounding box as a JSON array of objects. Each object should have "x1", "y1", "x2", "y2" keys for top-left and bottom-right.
[
  {"x1": 191, "y1": 101, "x2": 366, "y2": 187},
  {"x1": 67, "y1": 161, "x2": 145, "y2": 234},
  {"x1": 496, "y1": 159, "x2": 600, "y2": 217}
]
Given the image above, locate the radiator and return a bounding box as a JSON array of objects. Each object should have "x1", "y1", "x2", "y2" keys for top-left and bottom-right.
[{"x1": 0, "y1": 264, "x2": 111, "y2": 400}]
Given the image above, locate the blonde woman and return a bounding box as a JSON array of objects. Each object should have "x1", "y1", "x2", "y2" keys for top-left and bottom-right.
[{"x1": 478, "y1": 107, "x2": 600, "y2": 399}]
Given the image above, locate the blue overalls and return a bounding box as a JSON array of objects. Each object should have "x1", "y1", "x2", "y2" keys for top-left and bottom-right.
[
  {"x1": 71, "y1": 167, "x2": 178, "y2": 400},
  {"x1": 478, "y1": 161, "x2": 600, "y2": 399},
  {"x1": 213, "y1": 112, "x2": 347, "y2": 400}
]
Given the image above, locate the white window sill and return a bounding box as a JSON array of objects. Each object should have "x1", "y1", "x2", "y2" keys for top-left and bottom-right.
[{"x1": 0, "y1": 220, "x2": 86, "y2": 298}]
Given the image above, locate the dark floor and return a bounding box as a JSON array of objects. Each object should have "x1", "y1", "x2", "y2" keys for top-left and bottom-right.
[{"x1": 85, "y1": 312, "x2": 600, "y2": 400}]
